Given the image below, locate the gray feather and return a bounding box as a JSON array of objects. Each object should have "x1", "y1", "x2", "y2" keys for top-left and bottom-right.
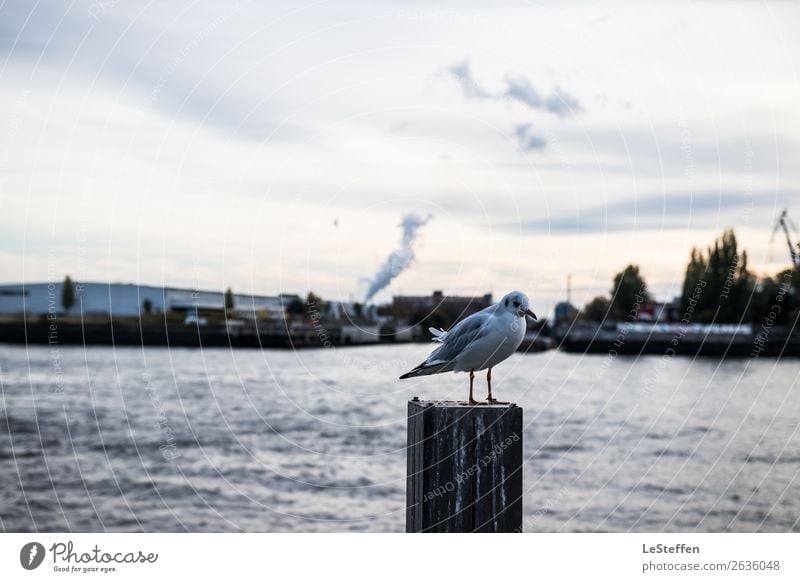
[
  {"x1": 427, "y1": 311, "x2": 490, "y2": 363},
  {"x1": 399, "y1": 308, "x2": 494, "y2": 379}
]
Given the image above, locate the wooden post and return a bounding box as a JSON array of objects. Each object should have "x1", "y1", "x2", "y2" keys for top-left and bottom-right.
[{"x1": 406, "y1": 398, "x2": 523, "y2": 533}]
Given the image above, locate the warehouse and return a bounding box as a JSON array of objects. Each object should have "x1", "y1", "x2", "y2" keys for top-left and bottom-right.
[{"x1": 0, "y1": 282, "x2": 291, "y2": 319}]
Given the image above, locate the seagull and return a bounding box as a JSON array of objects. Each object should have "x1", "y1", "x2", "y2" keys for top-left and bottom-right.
[{"x1": 399, "y1": 291, "x2": 537, "y2": 404}]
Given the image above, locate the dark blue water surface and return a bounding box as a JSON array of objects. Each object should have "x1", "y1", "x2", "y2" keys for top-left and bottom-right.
[{"x1": 1, "y1": 344, "x2": 798, "y2": 532}]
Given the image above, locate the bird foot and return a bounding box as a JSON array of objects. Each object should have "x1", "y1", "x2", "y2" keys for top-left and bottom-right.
[
  {"x1": 486, "y1": 397, "x2": 497, "y2": 404},
  {"x1": 468, "y1": 398, "x2": 479, "y2": 406}
]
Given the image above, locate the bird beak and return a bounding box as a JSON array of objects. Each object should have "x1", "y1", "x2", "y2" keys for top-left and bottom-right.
[{"x1": 525, "y1": 309, "x2": 537, "y2": 320}]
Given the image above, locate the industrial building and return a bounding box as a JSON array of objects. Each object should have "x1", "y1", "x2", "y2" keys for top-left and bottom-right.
[
  {"x1": 0, "y1": 282, "x2": 295, "y2": 319},
  {"x1": 392, "y1": 290, "x2": 493, "y2": 318}
]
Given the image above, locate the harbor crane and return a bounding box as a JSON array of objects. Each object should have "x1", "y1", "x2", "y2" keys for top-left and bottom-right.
[{"x1": 771, "y1": 208, "x2": 800, "y2": 270}]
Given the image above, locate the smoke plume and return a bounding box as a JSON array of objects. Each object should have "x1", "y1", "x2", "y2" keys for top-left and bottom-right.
[{"x1": 364, "y1": 213, "x2": 432, "y2": 302}]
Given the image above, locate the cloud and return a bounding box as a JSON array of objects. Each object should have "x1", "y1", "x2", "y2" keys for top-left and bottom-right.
[
  {"x1": 506, "y1": 79, "x2": 582, "y2": 116},
  {"x1": 513, "y1": 123, "x2": 547, "y2": 151},
  {"x1": 444, "y1": 61, "x2": 578, "y2": 154},
  {"x1": 504, "y1": 76, "x2": 542, "y2": 109},
  {"x1": 512, "y1": 192, "x2": 768, "y2": 234},
  {"x1": 544, "y1": 86, "x2": 582, "y2": 117},
  {"x1": 0, "y1": 0, "x2": 301, "y2": 143},
  {"x1": 445, "y1": 61, "x2": 582, "y2": 118},
  {"x1": 446, "y1": 60, "x2": 490, "y2": 99}
]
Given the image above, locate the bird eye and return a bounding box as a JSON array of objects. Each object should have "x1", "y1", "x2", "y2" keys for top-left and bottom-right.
[{"x1": 513, "y1": 301, "x2": 520, "y2": 307}]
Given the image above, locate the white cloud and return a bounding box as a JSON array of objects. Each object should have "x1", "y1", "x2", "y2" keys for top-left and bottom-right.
[{"x1": 513, "y1": 123, "x2": 547, "y2": 151}]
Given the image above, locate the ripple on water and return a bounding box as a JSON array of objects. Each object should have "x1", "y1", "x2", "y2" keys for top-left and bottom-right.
[{"x1": 1, "y1": 345, "x2": 798, "y2": 532}]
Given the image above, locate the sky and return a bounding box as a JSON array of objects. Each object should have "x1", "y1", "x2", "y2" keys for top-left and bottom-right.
[{"x1": 1, "y1": 0, "x2": 799, "y2": 315}]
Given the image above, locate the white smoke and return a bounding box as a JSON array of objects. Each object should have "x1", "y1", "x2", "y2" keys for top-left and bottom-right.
[{"x1": 364, "y1": 213, "x2": 432, "y2": 302}]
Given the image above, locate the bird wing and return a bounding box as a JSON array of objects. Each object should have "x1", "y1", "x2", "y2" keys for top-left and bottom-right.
[
  {"x1": 399, "y1": 306, "x2": 497, "y2": 379},
  {"x1": 427, "y1": 309, "x2": 492, "y2": 365}
]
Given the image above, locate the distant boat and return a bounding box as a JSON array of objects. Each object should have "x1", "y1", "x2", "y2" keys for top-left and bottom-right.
[{"x1": 556, "y1": 321, "x2": 800, "y2": 357}]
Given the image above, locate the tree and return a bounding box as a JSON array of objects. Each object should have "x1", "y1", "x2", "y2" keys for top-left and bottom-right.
[
  {"x1": 680, "y1": 247, "x2": 708, "y2": 317},
  {"x1": 306, "y1": 291, "x2": 324, "y2": 311},
  {"x1": 725, "y1": 248, "x2": 753, "y2": 322},
  {"x1": 61, "y1": 275, "x2": 75, "y2": 313},
  {"x1": 609, "y1": 264, "x2": 650, "y2": 319},
  {"x1": 224, "y1": 287, "x2": 234, "y2": 311},
  {"x1": 286, "y1": 298, "x2": 305, "y2": 316},
  {"x1": 582, "y1": 295, "x2": 611, "y2": 322},
  {"x1": 142, "y1": 298, "x2": 153, "y2": 315},
  {"x1": 680, "y1": 229, "x2": 754, "y2": 323},
  {"x1": 750, "y1": 268, "x2": 800, "y2": 327}
]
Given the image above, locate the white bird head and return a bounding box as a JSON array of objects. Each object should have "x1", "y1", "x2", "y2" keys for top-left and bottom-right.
[{"x1": 500, "y1": 291, "x2": 537, "y2": 319}]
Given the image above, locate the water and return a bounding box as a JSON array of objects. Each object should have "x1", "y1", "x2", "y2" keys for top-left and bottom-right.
[{"x1": 1, "y1": 344, "x2": 799, "y2": 532}]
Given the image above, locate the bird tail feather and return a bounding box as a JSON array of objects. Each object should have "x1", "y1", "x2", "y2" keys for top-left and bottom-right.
[
  {"x1": 428, "y1": 327, "x2": 447, "y2": 342},
  {"x1": 399, "y1": 359, "x2": 453, "y2": 379}
]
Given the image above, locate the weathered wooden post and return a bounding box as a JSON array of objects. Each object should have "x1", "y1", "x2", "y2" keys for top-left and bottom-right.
[{"x1": 406, "y1": 398, "x2": 523, "y2": 532}]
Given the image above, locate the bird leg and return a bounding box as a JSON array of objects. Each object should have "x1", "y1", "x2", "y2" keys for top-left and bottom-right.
[
  {"x1": 469, "y1": 369, "x2": 477, "y2": 405},
  {"x1": 486, "y1": 367, "x2": 496, "y2": 403}
]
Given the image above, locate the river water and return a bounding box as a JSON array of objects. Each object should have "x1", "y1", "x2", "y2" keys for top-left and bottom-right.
[{"x1": 1, "y1": 344, "x2": 798, "y2": 532}]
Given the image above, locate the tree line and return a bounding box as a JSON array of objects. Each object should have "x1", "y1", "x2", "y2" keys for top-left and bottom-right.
[{"x1": 580, "y1": 229, "x2": 800, "y2": 327}]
